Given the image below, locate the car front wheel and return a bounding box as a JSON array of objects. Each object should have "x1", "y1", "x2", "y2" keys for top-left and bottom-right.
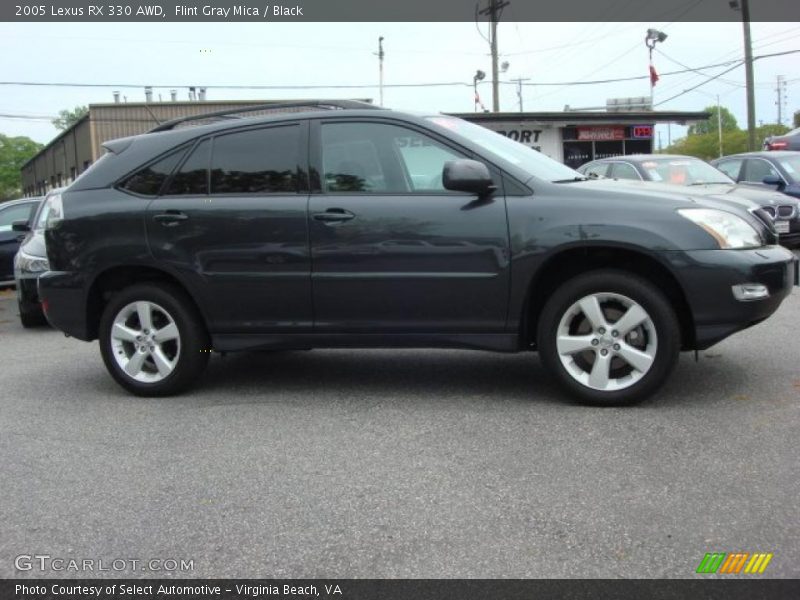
[
  {"x1": 98, "y1": 283, "x2": 210, "y2": 396},
  {"x1": 537, "y1": 270, "x2": 681, "y2": 406}
]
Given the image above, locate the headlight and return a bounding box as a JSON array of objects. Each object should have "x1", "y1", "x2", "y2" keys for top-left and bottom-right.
[
  {"x1": 678, "y1": 208, "x2": 762, "y2": 249},
  {"x1": 14, "y1": 249, "x2": 50, "y2": 273}
]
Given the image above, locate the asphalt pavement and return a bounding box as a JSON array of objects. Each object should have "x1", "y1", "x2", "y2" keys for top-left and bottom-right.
[{"x1": 0, "y1": 286, "x2": 798, "y2": 578}]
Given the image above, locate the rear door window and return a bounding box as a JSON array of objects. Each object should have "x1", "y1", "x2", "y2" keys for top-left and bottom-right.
[
  {"x1": 610, "y1": 162, "x2": 641, "y2": 180},
  {"x1": 164, "y1": 140, "x2": 210, "y2": 195},
  {"x1": 210, "y1": 125, "x2": 300, "y2": 195}
]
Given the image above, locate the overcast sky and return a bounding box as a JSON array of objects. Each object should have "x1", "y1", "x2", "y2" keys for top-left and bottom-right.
[{"x1": 0, "y1": 21, "x2": 797, "y2": 146}]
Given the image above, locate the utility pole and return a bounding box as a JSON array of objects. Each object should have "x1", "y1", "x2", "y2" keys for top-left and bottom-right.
[
  {"x1": 376, "y1": 36, "x2": 385, "y2": 107},
  {"x1": 510, "y1": 77, "x2": 530, "y2": 112},
  {"x1": 736, "y1": 0, "x2": 757, "y2": 151},
  {"x1": 478, "y1": 0, "x2": 509, "y2": 112},
  {"x1": 776, "y1": 75, "x2": 787, "y2": 126}
]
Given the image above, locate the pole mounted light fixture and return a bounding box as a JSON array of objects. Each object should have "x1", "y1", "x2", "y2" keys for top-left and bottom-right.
[{"x1": 645, "y1": 28, "x2": 668, "y2": 49}]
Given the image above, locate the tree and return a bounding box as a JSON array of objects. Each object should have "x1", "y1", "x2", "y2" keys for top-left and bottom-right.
[
  {"x1": 793, "y1": 110, "x2": 800, "y2": 128},
  {"x1": 52, "y1": 105, "x2": 88, "y2": 131},
  {"x1": 687, "y1": 105, "x2": 739, "y2": 136},
  {"x1": 0, "y1": 134, "x2": 43, "y2": 201},
  {"x1": 665, "y1": 123, "x2": 789, "y2": 161}
]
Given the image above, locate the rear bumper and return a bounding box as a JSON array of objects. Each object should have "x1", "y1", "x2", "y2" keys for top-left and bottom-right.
[
  {"x1": 666, "y1": 246, "x2": 798, "y2": 350},
  {"x1": 37, "y1": 270, "x2": 92, "y2": 340}
]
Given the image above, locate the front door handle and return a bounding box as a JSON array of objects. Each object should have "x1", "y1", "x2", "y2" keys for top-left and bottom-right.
[
  {"x1": 312, "y1": 208, "x2": 356, "y2": 223},
  {"x1": 153, "y1": 211, "x2": 189, "y2": 226}
]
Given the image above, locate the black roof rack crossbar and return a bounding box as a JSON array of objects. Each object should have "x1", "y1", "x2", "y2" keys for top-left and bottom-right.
[{"x1": 148, "y1": 100, "x2": 380, "y2": 132}]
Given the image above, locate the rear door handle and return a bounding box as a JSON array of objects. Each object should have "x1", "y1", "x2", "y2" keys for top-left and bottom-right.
[
  {"x1": 312, "y1": 208, "x2": 356, "y2": 223},
  {"x1": 153, "y1": 211, "x2": 189, "y2": 226}
]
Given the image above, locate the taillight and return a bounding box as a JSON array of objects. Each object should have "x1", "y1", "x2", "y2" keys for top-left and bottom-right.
[{"x1": 767, "y1": 141, "x2": 788, "y2": 150}]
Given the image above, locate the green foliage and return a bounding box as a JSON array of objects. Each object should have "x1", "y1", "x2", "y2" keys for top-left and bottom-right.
[
  {"x1": 666, "y1": 124, "x2": 790, "y2": 161},
  {"x1": 52, "y1": 105, "x2": 88, "y2": 131},
  {"x1": 0, "y1": 133, "x2": 43, "y2": 201},
  {"x1": 687, "y1": 105, "x2": 738, "y2": 135}
]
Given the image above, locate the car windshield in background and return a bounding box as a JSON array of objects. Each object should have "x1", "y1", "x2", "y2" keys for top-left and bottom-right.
[
  {"x1": 640, "y1": 158, "x2": 734, "y2": 186},
  {"x1": 426, "y1": 116, "x2": 583, "y2": 183},
  {"x1": 777, "y1": 155, "x2": 800, "y2": 179}
]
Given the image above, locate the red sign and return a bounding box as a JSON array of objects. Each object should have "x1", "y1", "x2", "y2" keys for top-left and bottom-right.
[
  {"x1": 632, "y1": 125, "x2": 654, "y2": 139},
  {"x1": 577, "y1": 127, "x2": 625, "y2": 141}
]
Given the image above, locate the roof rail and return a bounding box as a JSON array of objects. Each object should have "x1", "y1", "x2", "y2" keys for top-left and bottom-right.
[{"x1": 148, "y1": 100, "x2": 381, "y2": 133}]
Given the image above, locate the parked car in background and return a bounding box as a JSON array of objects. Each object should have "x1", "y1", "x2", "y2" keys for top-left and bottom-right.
[
  {"x1": 0, "y1": 196, "x2": 42, "y2": 286},
  {"x1": 577, "y1": 154, "x2": 800, "y2": 248},
  {"x1": 711, "y1": 151, "x2": 800, "y2": 201},
  {"x1": 37, "y1": 102, "x2": 798, "y2": 406},
  {"x1": 13, "y1": 189, "x2": 63, "y2": 327},
  {"x1": 762, "y1": 127, "x2": 800, "y2": 151}
]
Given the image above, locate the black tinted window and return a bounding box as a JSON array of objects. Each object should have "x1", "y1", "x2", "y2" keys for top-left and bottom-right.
[
  {"x1": 120, "y1": 149, "x2": 185, "y2": 196},
  {"x1": 211, "y1": 126, "x2": 299, "y2": 194},
  {"x1": 165, "y1": 140, "x2": 210, "y2": 195}
]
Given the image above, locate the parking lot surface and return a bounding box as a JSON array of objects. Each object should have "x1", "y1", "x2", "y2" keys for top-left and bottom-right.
[{"x1": 0, "y1": 287, "x2": 798, "y2": 578}]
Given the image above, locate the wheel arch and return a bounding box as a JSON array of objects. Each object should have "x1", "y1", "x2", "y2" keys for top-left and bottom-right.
[
  {"x1": 522, "y1": 244, "x2": 696, "y2": 351},
  {"x1": 86, "y1": 264, "x2": 207, "y2": 341}
]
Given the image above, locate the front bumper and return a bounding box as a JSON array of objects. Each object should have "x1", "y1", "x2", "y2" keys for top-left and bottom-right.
[{"x1": 666, "y1": 245, "x2": 798, "y2": 350}]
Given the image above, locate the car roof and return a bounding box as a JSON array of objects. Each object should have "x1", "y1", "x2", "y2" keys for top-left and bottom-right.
[
  {"x1": 719, "y1": 151, "x2": 800, "y2": 159},
  {"x1": 0, "y1": 196, "x2": 42, "y2": 208},
  {"x1": 589, "y1": 154, "x2": 704, "y2": 163}
]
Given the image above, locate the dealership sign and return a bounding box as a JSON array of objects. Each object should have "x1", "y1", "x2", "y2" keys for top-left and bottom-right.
[{"x1": 577, "y1": 126, "x2": 626, "y2": 141}]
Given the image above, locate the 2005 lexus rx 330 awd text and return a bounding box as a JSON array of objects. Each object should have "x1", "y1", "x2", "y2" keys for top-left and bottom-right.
[{"x1": 36, "y1": 101, "x2": 799, "y2": 405}]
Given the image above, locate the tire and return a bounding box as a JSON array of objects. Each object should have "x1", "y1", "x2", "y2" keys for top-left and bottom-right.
[
  {"x1": 98, "y1": 283, "x2": 210, "y2": 397},
  {"x1": 19, "y1": 300, "x2": 47, "y2": 328},
  {"x1": 537, "y1": 270, "x2": 681, "y2": 406}
]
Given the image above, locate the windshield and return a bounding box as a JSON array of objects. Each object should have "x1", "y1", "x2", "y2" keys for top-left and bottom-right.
[
  {"x1": 426, "y1": 116, "x2": 583, "y2": 183},
  {"x1": 776, "y1": 155, "x2": 800, "y2": 181},
  {"x1": 638, "y1": 158, "x2": 734, "y2": 186}
]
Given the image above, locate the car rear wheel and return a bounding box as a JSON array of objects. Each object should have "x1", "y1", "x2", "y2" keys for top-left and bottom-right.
[
  {"x1": 537, "y1": 270, "x2": 680, "y2": 406},
  {"x1": 98, "y1": 283, "x2": 210, "y2": 396}
]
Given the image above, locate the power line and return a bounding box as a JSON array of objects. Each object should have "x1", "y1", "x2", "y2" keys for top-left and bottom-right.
[{"x1": 0, "y1": 49, "x2": 795, "y2": 94}]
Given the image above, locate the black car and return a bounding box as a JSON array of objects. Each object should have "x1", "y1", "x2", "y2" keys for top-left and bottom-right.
[
  {"x1": 763, "y1": 127, "x2": 800, "y2": 151},
  {"x1": 577, "y1": 154, "x2": 800, "y2": 248},
  {"x1": 711, "y1": 151, "x2": 800, "y2": 201},
  {"x1": 37, "y1": 101, "x2": 799, "y2": 406},
  {"x1": 0, "y1": 197, "x2": 42, "y2": 286},
  {"x1": 13, "y1": 189, "x2": 62, "y2": 327}
]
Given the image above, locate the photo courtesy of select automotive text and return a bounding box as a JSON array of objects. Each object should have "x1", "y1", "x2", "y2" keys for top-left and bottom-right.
[{"x1": 2, "y1": 0, "x2": 800, "y2": 598}]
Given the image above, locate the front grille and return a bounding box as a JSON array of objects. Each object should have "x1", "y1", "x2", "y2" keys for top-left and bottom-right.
[
  {"x1": 761, "y1": 206, "x2": 776, "y2": 219},
  {"x1": 777, "y1": 205, "x2": 796, "y2": 219}
]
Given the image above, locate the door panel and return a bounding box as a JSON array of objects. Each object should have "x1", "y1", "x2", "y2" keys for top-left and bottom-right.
[
  {"x1": 146, "y1": 123, "x2": 312, "y2": 333},
  {"x1": 309, "y1": 120, "x2": 510, "y2": 333}
]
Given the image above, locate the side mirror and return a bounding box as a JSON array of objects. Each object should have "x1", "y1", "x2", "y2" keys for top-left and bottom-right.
[
  {"x1": 443, "y1": 159, "x2": 497, "y2": 195},
  {"x1": 762, "y1": 174, "x2": 784, "y2": 189},
  {"x1": 11, "y1": 220, "x2": 30, "y2": 233}
]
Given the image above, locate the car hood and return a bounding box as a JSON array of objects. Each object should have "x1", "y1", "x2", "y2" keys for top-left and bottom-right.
[
  {"x1": 685, "y1": 183, "x2": 793, "y2": 207},
  {"x1": 571, "y1": 178, "x2": 761, "y2": 212}
]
